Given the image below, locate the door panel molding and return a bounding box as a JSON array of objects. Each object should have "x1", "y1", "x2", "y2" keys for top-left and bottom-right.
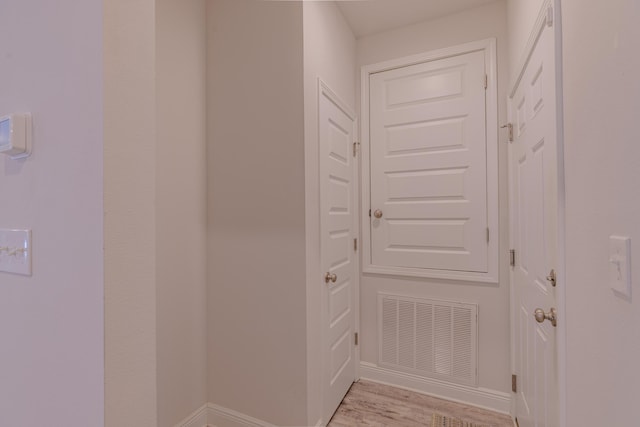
[
  {"x1": 361, "y1": 39, "x2": 498, "y2": 283},
  {"x1": 509, "y1": 0, "x2": 555, "y2": 98},
  {"x1": 318, "y1": 79, "x2": 359, "y2": 424},
  {"x1": 508, "y1": 2, "x2": 565, "y2": 424}
]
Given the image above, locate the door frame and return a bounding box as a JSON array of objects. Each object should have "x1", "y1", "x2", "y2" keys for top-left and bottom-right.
[
  {"x1": 507, "y1": 0, "x2": 566, "y2": 423},
  {"x1": 360, "y1": 38, "x2": 499, "y2": 283},
  {"x1": 318, "y1": 78, "x2": 361, "y2": 410}
]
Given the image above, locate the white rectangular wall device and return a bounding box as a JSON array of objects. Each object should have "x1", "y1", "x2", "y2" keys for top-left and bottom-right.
[
  {"x1": 0, "y1": 113, "x2": 32, "y2": 159},
  {"x1": 609, "y1": 235, "x2": 632, "y2": 298},
  {"x1": 0, "y1": 229, "x2": 32, "y2": 276}
]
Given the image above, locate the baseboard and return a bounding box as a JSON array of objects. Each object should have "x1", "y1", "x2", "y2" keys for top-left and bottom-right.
[
  {"x1": 207, "y1": 404, "x2": 277, "y2": 427},
  {"x1": 176, "y1": 367, "x2": 512, "y2": 427},
  {"x1": 175, "y1": 403, "x2": 210, "y2": 427},
  {"x1": 175, "y1": 403, "x2": 277, "y2": 427},
  {"x1": 359, "y1": 362, "x2": 512, "y2": 415}
]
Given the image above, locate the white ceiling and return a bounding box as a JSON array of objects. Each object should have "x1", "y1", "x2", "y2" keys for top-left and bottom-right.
[{"x1": 336, "y1": 0, "x2": 498, "y2": 38}]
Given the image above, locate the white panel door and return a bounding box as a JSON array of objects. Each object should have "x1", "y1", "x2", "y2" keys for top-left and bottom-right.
[
  {"x1": 319, "y1": 83, "x2": 357, "y2": 424},
  {"x1": 369, "y1": 50, "x2": 488, "y2": 273},
  {"x1": 510, "y1": 15, "x2": 560, "y2": 427}
]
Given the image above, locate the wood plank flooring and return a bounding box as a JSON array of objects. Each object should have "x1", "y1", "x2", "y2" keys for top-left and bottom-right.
[{"x1": 328, "y1": 380, "x2": 513, "y2": 427}]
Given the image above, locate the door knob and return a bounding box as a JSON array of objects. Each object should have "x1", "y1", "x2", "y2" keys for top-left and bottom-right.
[
  {"x1": 373, "y1": 209, "x2": 383, "y2": 219},
  {"x1": 534, "y1": 307, "x2": 557, "y2": 327},
  {"x1": 324, "y1": 272, "x2": 337, "y2": 284}
]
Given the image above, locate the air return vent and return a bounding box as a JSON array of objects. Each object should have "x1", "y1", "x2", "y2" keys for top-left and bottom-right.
[{"x1": 378, "y1": 293, "x2": 478, "y2": 386}]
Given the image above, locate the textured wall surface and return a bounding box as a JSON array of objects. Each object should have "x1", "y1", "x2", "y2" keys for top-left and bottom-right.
[{"x1": 0, "y1": 0, "x2": 104, "y2": 425}]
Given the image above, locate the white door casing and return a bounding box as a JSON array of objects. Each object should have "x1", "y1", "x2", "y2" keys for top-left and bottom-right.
[
  {"x1": 319, "y1": 81, "x2": 358, "y2": 424},
  {"x1": 361, "y1": 39, "x2": 499, "y2": 283},
  {"x1": 509, "y1": 4, "x2": 562, "y2": 426}
]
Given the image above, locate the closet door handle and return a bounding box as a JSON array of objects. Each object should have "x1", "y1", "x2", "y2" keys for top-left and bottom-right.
[
  {"x1": 534, "y1": 308, "x2": 557, "y2": 327},
  {"x1": 373, "y1": 209, "x2": 383, "y2": 219},
  {"x1": 324, "y1": 272, "x2": 337, "y2": 284}
]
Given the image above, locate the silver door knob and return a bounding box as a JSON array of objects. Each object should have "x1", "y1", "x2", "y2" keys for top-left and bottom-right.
[
  {"x1": 324, "y1": 272, "x2": 337, "y2": 283},
  {"x1": 534, "y1": 307, "x2": 557, "y2": 327},
  {"x1": 373, "y1": 209, "x2": 383, "y2": 219}
]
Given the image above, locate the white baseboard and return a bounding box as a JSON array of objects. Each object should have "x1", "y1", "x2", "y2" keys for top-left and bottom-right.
[
  {"x1": 359, "y1": 362, "x2": 512, "y2": 415},
  {"x1": 175, "y1": 403, "x2": 277, "y2": 427},
  {"x1": 176, "y1": 366, "x2": 512, "y2": 427},
  {"x1": 175, "y1": 403, "x2": 210, "y2": 427},
  {"x1": 207, "y1": 404, "x2": 276, "y2": 427}
]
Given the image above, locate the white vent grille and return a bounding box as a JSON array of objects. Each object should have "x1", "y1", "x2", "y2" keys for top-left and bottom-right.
[{"x1": 378, "y1": 294, "x2": 478, "y2": 386}]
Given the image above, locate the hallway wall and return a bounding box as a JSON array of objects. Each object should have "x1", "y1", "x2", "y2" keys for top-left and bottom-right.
[
  {"x1": 206, "y1": 1, "x2": 308, "y2": 425},
  {"x1": 0, "y1": 1, "x2": 104, "y2": 425},
  {"x1": 104, "y1": 0, "x2": 158, "y2": 425},
  {"x1": 356, "y1": 0, "x2": 512, "y2": 404},
  {"x1": 106, "y1": 1, "x2": 210, "y2": 425},
  {"x1": 156, "y1": 0, "x2": 208, "y2": 426},
  {"x1": 562, "y1": 1, "x2": 640, "y2": 424}
]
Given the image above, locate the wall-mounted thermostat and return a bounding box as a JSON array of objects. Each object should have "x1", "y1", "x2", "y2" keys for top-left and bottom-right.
[{"x1": 0, "y1": 113, "x2": 32, "y2": 159}]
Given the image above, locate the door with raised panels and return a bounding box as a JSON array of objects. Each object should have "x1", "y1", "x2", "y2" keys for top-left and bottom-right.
[
  {"x1": 319, "y1": 82, "x2": 357, "y2": 424},
  {"x1": 369, "y1": 50, "x2": 488, "y2": 273},
  {"x1": 510, "y1": 8, "x2": 560, "y2": 427}
]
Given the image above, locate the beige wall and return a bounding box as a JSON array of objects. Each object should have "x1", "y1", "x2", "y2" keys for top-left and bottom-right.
[
  {"x1": 106, "y1": 1, "x2": 209, "y2": 425},
  {"x1": 561, "y1": 1, "x2": 640, "y2": 424},
  {"x1": 0, "y1": 0, "x2": 104, "y2": 425},
  {"x1": 104, "y1": 0, "x2": 158, "y2": 425},
  {"x1": 206, "y1": 1, "x2": 308, "y2": 425},
  {"x1": 303, "y1": 2, "x2": 357, "y2": 425},
  {"x1": 356, "y1": 0, "x2": 512, "y2": 401},
  {"x1": 156, "y1": 0, "x2": 208, "y2": 426}
]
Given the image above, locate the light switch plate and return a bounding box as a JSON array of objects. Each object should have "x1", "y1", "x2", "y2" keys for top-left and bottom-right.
[
  {"x1": 0, "y1": 113, "x2": 32, "y2": 159},
  {"x1": 609, "y1": 235, "x2": 631, "y2": 298},
  {"x1": 0, "y1": 229, "x2": 32, "y2": 276}
]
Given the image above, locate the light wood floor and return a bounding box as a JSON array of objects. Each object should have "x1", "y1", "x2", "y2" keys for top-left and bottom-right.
[{"x1": 328, "y1": 380, "x2": 513, "y2": 427}]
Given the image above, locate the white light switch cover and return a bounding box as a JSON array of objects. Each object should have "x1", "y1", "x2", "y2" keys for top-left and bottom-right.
[
  {"x1": 609, "y1": 235, "x2": 631, "y2": 298},
  {"x1": 0, "y1": 229, "x2": 32, "y2": 276}
]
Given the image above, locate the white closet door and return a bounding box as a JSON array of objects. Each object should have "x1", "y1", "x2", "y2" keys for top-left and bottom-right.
[
  {"x1": 319, "y1": 83, "x2": 357, "y2": 424},
  {"x1": 510, "y1": 17, "x2": 560, "y2": 427},
  {"x1": 369, "y1": 50, "x2": 488, "y2": 273}
]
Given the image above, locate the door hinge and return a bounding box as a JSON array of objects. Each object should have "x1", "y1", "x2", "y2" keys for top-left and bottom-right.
[
  {"x1": 512, "y1": 374, "x2": 517, "y2": 393},
  {"x1": 353, "y1": 141, "x2": 360, "y2": 157},
  {"x1": 353, "y1": 238, "x2": 358, "y2": 251},
  {"x1": 484, "y1": 74, "x2": 488, "y2": 89},
  {"x1": 510, "y1": 249, "x2": 516, "y2": 267},
  {"x1": 546, "y1": 6, "x2": 554, "y2": 27},
  {"x1": 486, "y1": 228, "x2": 490, "y2": 244},
  {"x1": 501, "y1": 123, "x2": 514, "y2": 142},
  {"x1": 354, "y1": 332, "x2": 359, "y2": 346}
]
